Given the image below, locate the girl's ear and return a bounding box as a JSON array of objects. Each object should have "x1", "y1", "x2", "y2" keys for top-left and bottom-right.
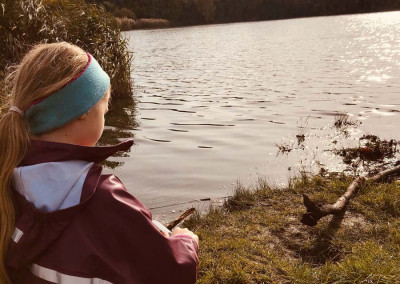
[{"x1": 79, "y1": 113, "x2": 88, "y2": 120}]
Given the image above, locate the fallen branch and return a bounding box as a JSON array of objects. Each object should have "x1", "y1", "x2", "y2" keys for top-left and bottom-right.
[
  {"x1": 167, "y1": 208, "x2": 196, "y2": 230},
  {"x1": 301, "y1": 164, "x2": 400, "y2": 226},
  {"x1": 369, "y1": 164, "x2": 400, "y2": 182}
]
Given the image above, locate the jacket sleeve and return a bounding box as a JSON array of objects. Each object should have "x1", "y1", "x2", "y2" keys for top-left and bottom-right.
[{"x1": 89, "y1": 174, "x2": 199, "y2": 284}]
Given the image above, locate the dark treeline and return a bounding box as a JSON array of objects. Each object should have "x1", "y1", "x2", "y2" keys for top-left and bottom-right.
[{"x1": 91, "y1": 0, "x2": 400, "y2": 26}]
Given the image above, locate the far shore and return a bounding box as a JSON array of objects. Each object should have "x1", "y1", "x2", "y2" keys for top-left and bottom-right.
[{"x1": 118, "y1": 9, "x2": 400, "y2": 31}]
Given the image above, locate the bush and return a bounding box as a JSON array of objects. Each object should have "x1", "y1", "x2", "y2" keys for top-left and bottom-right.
[{"x1": 0, "y1": 0, "x2": 133, "y2": 99}]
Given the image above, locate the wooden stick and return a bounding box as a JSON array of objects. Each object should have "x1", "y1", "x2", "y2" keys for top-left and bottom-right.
[
  {"x1": 301, "y1": 164, "x2": 400, "y2": 227},
  {"x1": 369, "y1": 164, "x2": 400, "y2": 182},
  {"x1": 167, "y1": 208, "x2": 196, "y2": 230},
  {"x1": 301, "y1": 176, "x2": 364, "y2": 226}
]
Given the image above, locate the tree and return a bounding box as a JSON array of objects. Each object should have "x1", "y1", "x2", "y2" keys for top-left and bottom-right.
[
  {"x1": 115, "y1": 7, "x2": 136, "y2": 19},
  {"x1": 194, "y1": 0, "x2": 216, "y2": 22}
]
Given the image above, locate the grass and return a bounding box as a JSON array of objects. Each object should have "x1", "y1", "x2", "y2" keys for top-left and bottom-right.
[
  {"x1": 334, "y1": 113, "x2": 360, "y2": 129},
  {"x1": 185, "y1": 174, "x2": 400, "y2": 283}
]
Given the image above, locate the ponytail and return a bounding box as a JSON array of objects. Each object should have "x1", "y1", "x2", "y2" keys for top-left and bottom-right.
[
  {"x1": 0, "y1": 41, "x2": 88, "y2": 283},
  {"x1": 0, "y1": 109, "x2": 29, "y2": 284}
]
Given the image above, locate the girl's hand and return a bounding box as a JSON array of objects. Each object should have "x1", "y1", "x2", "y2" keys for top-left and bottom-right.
[{"x1": 171, "y1": 227, "x2": 199, "y2": 246}]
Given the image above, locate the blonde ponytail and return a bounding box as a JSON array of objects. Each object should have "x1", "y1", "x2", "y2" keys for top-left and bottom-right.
[
  {"x1": 0, "y1": 42, "x2": 88, "y2": 283},
  {"x1": 0, "y1": 110, "x2": 29, "y2": 284}
]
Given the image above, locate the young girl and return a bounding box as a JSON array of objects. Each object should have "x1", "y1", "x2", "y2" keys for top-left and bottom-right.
[{"x1": 0, "y1": 42, "x2": 199, "y2": 284}]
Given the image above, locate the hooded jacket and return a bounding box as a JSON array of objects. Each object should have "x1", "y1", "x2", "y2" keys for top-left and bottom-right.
[{"x1": 6, "y1": 139, "x2": 198, "y2": 284}]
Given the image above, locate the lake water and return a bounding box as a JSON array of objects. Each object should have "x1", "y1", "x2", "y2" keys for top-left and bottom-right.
[{"x1": 103, "y1": 11, "x2": 400, "y2": 221}]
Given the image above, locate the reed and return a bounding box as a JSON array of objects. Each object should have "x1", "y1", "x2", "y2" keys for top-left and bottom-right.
[
  {"x1": 0, "y1": 0, "x2": 133, "y2": 99},
  {"x1": 118, "y1": 18, "x2": 171, "y2": 30},
  {"x1": 134, "y1": 18, "x2": 171, "y2": 29},
  {"x1": 115, "y1": 17, "x2": 136, "y2": 31}
]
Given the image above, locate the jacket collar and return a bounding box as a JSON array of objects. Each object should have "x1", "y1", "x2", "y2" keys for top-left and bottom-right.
[{"x1": 20, "y1": 139, "x2": 134, "y2": 166}]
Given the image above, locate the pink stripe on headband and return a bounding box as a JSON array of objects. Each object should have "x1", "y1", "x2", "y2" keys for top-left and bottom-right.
[
  {"x1": 70, "y1": 53, "x2": 92, "y2": 84},
  {"x1": 25, "y1": 53, "x2": 92, "y2": 111}
]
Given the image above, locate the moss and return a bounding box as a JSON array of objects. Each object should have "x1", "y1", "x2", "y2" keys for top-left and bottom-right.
[{"x1": 186, "y1": 175, "x2": 400, "y2": 283}]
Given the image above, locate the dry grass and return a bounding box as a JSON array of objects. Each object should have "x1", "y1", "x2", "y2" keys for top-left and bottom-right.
[
  {"x1": 0, "y1": 0, "x2": 133, "y2": 99},
  {"x1": 116, "y1": 17, "x2": 171, "y2": 31},
  {"x1": 133, "y1": 18, "x2": 171, "y2": 29},
  {"x1": 116, "y1": 17, "x2": 136, "y2": 31},
  {"x1": 334, "y1": 113, "x2": 360, "y2": 129}
]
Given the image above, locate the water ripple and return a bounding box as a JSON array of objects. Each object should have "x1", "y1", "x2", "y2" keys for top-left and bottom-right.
[{"x1": 121, "y1": 11, "x2": 400, "y2": 213}]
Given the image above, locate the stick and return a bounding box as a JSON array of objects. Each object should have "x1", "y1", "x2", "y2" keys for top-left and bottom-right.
[
  {"x1": 301, "y1": 177, "x2": 364, "y2": 226},
  {"x1": 167, "y1": 208, "x2": 196, "y2": 230},
  {"x1": 301, "y1": 164, "x2": 400, "y2": 227},
  {"x1": 149, "y1": 197, "x2": 212, "y2": 210},
  {"x1": 369, "y1": 164, "x2": 400, "y2": 182}
]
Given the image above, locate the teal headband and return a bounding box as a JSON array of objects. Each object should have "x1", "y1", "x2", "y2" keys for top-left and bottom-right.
[{"x1": 25, "y1": 53, "x2": 110, "y2": 135}]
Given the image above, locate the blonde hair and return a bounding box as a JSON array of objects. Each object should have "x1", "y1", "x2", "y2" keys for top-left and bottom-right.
[{"x1": 0, "y1": 42, "x2": 88, "y2": 283}]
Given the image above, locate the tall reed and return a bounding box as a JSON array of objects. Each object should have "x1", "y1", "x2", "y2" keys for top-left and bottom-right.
[
  {"x1": 115, "y1": 17, "x2": 171, "y2": 31},
  {"x1": 0, "y1": 0, "x2": 133, "y2": 100}
]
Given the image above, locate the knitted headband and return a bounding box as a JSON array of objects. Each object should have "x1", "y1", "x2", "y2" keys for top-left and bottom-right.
[{"x1": 24, "y1": 53, "x2": 110, "y2": 135}]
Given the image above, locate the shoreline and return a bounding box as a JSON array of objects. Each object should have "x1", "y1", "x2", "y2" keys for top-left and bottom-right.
[
  {"x1": 122, "y1": 9, "x2": 400, "y2": 31},
  {"x1": 178, "y1": 130, "x2": 400, "y2": 282},
  {"x1": 184, "y1": 172, "x2": 400, "y2": 283}
]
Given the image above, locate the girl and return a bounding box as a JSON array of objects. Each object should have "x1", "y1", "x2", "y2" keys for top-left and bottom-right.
[{"x1": 0, "y1": 42, "x2": 199, "y2": 284}]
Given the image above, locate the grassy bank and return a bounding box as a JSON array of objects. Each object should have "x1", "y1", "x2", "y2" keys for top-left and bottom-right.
[{"x1": 185, "y1": 174, "x2": 400, "y2": 283}]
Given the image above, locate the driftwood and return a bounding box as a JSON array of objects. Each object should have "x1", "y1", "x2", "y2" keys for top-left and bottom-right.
[
  {"x1": 368, "y1": 164, "x2": 400, "y2": 182},
  {"x1": 301, "y1": 164, "x2": 400, "y2": 226},
  {"x1": 167, "y1": 208, "x2": 196, "y2": 230}
]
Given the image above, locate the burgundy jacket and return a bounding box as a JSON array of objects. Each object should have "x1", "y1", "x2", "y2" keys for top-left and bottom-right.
[{"x1": 6, "y1": 139, "x2": 198, "y2": 284}]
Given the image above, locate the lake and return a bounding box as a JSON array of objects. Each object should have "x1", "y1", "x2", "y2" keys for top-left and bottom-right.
[{"x1": 103, "y1": 11, "x2": 400, "y2": 221}]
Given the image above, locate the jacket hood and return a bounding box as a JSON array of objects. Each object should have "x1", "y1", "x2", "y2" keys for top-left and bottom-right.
[
  {"x1": 7, "y1": 139, "x2": 134, "y2": 270},
  {"x1": 13, "y1": 160, "x2": 95, "y2": 213}
]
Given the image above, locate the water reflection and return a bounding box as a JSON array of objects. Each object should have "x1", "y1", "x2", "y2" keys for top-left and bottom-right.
[{"x1": 98, "y1": 95, "x2": 137, "y2": 169}]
